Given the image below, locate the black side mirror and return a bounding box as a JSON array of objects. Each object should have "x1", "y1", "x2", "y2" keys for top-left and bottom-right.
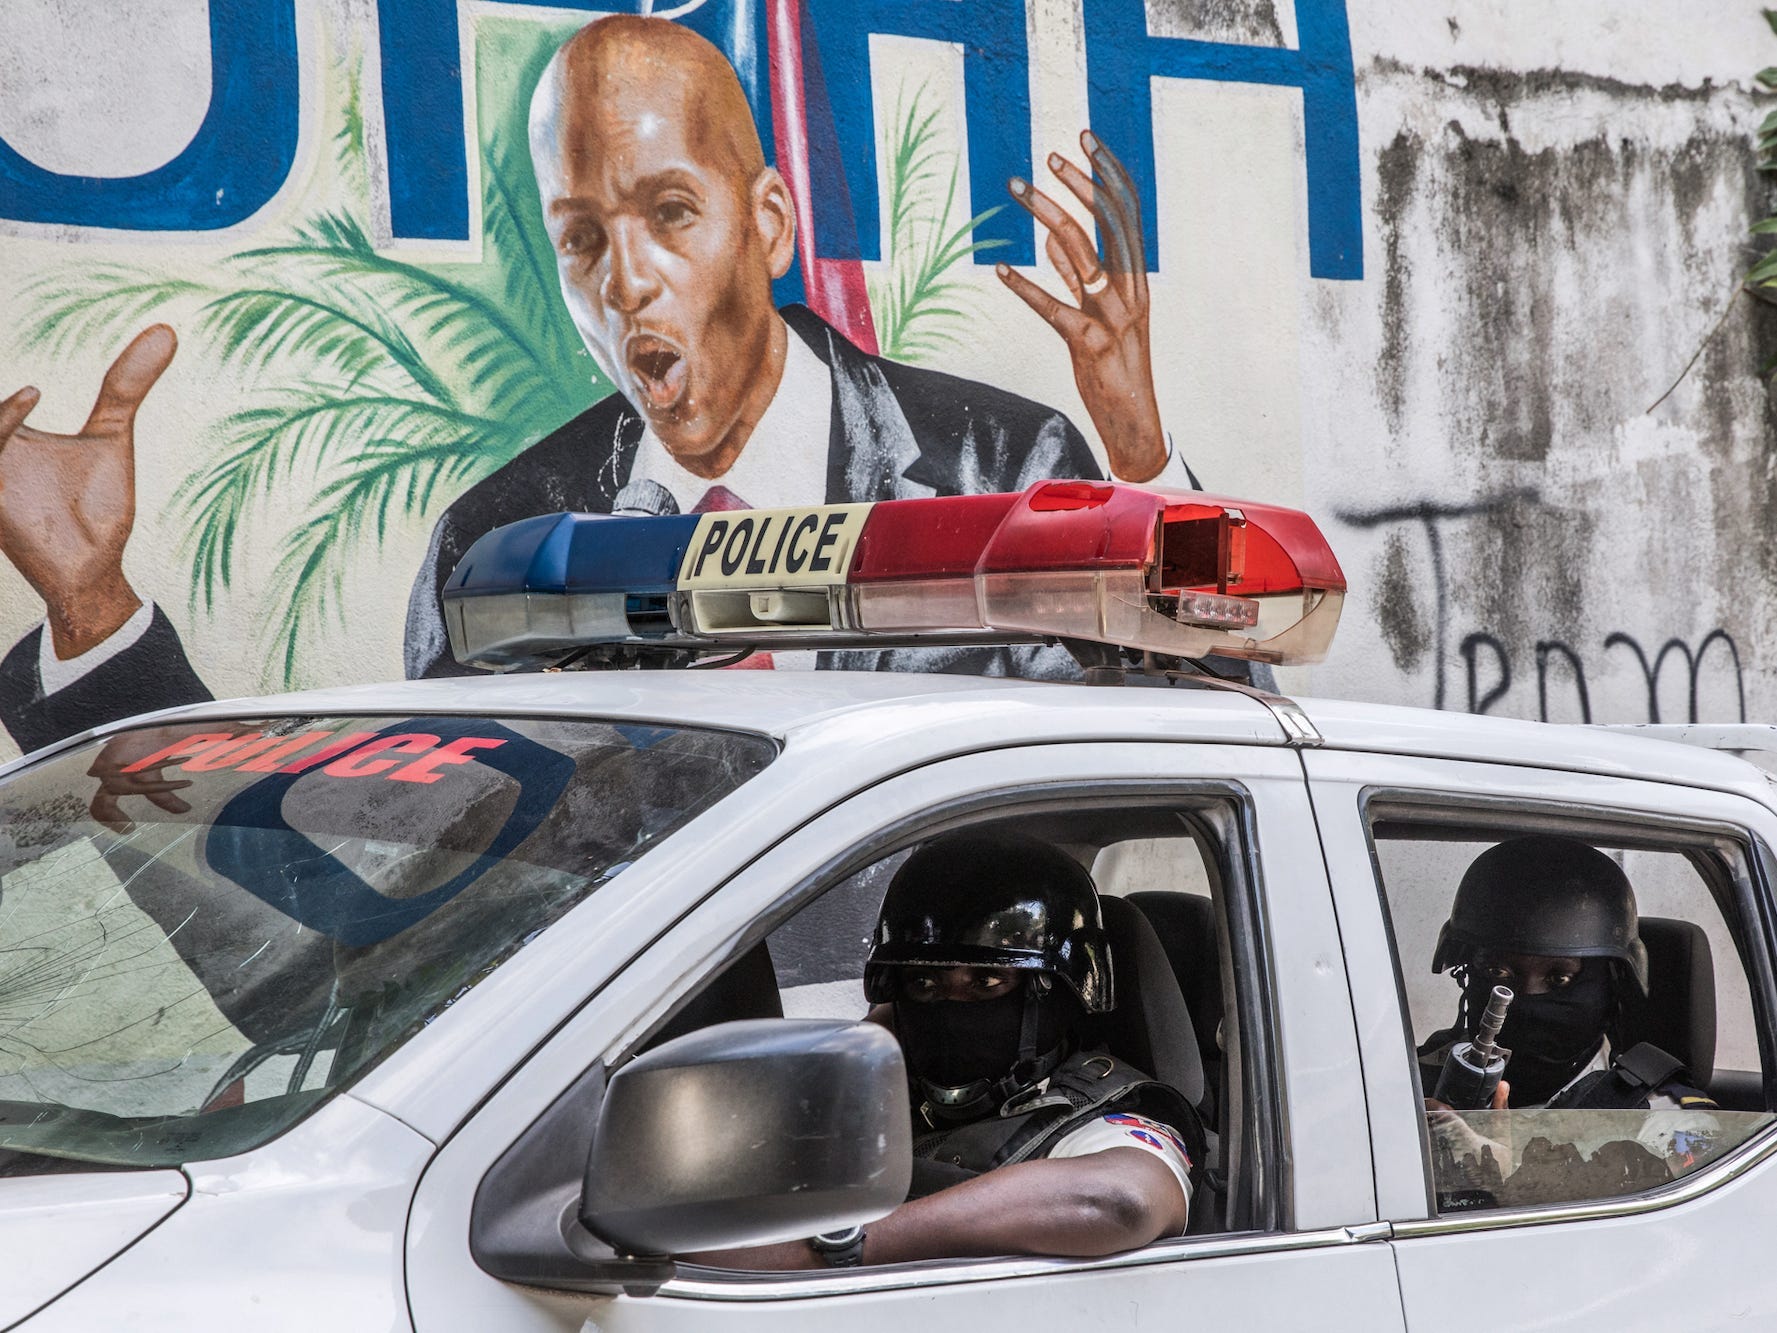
[{"x1": 581, "y1": 1019, "x2": 911, "y2": 1256}]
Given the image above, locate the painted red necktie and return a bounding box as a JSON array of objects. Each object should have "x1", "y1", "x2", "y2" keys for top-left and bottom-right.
[{"x1": 692, "y1": 485, "x2": 748, "y2": 513}]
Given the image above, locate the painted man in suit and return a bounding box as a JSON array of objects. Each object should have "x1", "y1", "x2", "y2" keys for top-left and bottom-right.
[{"x1": 0, "y1": 15, "x2": 1192, "y2": 752}]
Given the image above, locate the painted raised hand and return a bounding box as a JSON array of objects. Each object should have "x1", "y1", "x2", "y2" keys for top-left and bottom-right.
[
  {"x1": 998, "y1": 131, "x2": 1167, "y2": 484},
  {"x1": 0, "y1": 325, "x2": 176, "y2": 660}
]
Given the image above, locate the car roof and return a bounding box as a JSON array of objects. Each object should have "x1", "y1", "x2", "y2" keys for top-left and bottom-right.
[
  {"x1": 1297, "y1": 695, "x2": 1772, "y2": 796},
  {"x1": 120, "y1": 669, "x2": 1287, "y2": 746},
  {"x1": 40, "y1": 670, "x2": 1774, "y2": 800}
]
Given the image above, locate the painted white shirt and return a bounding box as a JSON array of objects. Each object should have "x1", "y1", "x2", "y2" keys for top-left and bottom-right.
[
  {"x1": 38, "y1": 599, "x2": 155, "y2": 696},
  {"x1": 617, "y1": 315, "x2": 1196, "y2": 513},
  {"x1": 620, "y1": 321, "x2": 833, "y2": 516}
]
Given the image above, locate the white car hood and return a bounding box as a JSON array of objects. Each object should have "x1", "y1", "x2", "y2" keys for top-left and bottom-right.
[{"x1": 0, "y1": 1170, "x2": 188, "y2": 1324}]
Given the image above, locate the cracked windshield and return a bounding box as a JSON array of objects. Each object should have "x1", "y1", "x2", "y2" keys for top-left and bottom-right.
[{"x1": 0, "y1": 715, "x2": 774, "y2": 1175}]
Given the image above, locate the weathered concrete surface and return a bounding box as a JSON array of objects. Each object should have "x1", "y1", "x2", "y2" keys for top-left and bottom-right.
[{"x1": 1302, "y1": 16, "x2": 1776, "y2": 724}]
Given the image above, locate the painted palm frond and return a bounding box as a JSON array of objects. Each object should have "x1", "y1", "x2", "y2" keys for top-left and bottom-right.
[
  {"x1": 230, "y1": 210, "x2": 582, "y2": 424},
  {"x1": 868, "y1": 81, "x2": 1007, "y2": 363},
  {"x1": 262, "y1": 435, "x2": 498, "y2": 685},
  {"x1": 481, "y1": 133, "x2": 591, "y2": 393},
  {"x1": 177, "y1": 390, "x2": 508, "y2": 614},
  {"x1": 16, "y1": 267, "x2": 206, "y2": 362},
  {"x1": 332, "y1": 38, "x2": 366, "y2": 185},
  {"x1": 193, "y1": 286, "x2": 450, "y2": 402}
]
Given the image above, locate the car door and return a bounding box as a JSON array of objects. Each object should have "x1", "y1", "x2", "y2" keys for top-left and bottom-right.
[
  {"x1": 405, "y1": 740, "x2": 1406, "y2": 1333},
  {"x1": 1304, "y1": 747, "x2": 1777, "y2": 1332}
]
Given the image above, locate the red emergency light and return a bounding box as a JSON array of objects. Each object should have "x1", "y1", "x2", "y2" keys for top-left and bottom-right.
[{"x1": 443, "y1": 481, "x2": 1346, "y2": 668}]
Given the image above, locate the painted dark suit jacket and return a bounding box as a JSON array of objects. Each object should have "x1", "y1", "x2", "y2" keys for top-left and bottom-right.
[{"x1": 0, "y1": 307, "x2": 1108, "y2": 753}]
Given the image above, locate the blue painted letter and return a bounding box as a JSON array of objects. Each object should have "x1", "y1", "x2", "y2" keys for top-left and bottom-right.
[
  {"x1": 0, "y1": 0, "x2": 299, "y2": 230},
  {"x1": 803, "y1": 0, "x2": 1034, "y2": 265},
  {"x1": 1082, "y1": 0, "x2": 1362, "y2": 278}
]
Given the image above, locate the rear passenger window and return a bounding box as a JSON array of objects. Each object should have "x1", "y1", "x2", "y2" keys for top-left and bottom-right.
[{"x1": 1368, "y1": 807, "x2": 1776, "y2": 1215}]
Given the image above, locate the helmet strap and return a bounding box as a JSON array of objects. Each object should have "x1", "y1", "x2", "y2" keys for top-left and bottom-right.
[{"x1": 1002, "y1": 976, "x2": 1068, "y2": 1096}]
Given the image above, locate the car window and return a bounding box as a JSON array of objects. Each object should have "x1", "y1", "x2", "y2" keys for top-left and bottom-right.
[
  {"x1": 1369, "y1": 813, "x2": 1776, "y2": 1215},
  {"x1": 0, "y1": 715, "x2": 775, "y2": 1175},
  {"x1": 707, "y1": 798, "x2": 1273, "y2": 1245}
]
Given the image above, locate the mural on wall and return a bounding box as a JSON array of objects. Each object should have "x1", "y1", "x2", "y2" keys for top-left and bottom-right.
[
  {"x1": 1, "y1": 0, "x2": 1769, "y2": 761},
  {"x1": 0, "y1": 0, "x2": 1364, "y2": 755}
]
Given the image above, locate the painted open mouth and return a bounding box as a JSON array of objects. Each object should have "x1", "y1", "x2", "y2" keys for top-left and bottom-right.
[{"x1": 626, "y1": 334, "x2": 689, "y2": 412}]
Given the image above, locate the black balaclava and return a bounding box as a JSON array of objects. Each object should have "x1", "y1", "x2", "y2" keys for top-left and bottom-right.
[
  {"x1": 894, "y1": 977, "x2": 1080, "y2": 1124},
  {"x1": 1459, "y1": 961, "x2": 1615, "y2": 1106}
]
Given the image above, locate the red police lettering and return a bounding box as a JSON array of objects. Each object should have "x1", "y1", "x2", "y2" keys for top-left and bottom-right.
[
  {"x1": 237, "y1": 731, "x2": 336, "y2": 772},
  {"x1": 280, "y1": 732, "x2": 378, "y2": 773},
  {"x1": 388, "y1": 735, "x2": 507, "y2": 784},
  {"x1": 182, "y1": 733, "x2": 276, "y2": 772},
  {"x1": 322, "y1": 733, "x2": 441, "y2": 778},
  {"x1": 120, "y1": 733, "x2": 235, "y2": 773}
]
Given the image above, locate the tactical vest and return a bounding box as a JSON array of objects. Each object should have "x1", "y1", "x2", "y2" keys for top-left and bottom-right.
[
  {"x1": 1546, "y1": 1041, "x2": 1715, "y2": 1111},
  {"x1": 1420, "y1": 1033, "x2": 1715, "y2": 1112},
  {"x1": 907, "y1": 1050, "x2": 1203, "y2": 1198}
]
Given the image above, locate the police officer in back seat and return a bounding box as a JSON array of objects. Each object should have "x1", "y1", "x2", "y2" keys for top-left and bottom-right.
[
  {"x1": 1418, "y1": 834, "x2": 1716, "y2": 1113},
  {"x1": 693, "y1": 830, "x2": 1202, "y2": 1270}
]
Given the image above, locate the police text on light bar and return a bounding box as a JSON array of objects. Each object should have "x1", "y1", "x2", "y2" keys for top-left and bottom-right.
[{"x1": 441, "y1": 481, "x2": 1346, "y2": 669}]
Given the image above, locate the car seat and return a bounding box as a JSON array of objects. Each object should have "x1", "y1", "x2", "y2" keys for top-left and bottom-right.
[
  {"x1": 1127, "y1": 892, "x2": 1224, "y2": 1099},
  {"x1": 1097, "y1": 895, "x2": 1222, "y2": 1232},
  {"x1": 1630, "y1": 916, "x2": 1716, "y2": 1087}
]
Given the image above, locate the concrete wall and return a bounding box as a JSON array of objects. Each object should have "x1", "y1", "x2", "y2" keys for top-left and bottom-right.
[{"x1": 0, "y1": 0, "x2": 1768, "y2": 758}]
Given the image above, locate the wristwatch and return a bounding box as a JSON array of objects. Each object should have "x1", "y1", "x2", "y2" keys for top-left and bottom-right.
[{"x1": 809, "y1": 1225, "x2": 867, "y2": 1267}]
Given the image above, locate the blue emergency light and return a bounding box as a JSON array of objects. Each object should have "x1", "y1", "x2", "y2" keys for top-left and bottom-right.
[{"x1": 442, "y1": 483, "x2": 1347, "y2": 671}]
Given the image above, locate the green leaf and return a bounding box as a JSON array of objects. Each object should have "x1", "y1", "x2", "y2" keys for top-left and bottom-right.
[
  {"x1": 1746, "y1": 250, "x2": 1777, "y2": 285},
  {"x1": 13, "y1": 267, "x2": 207, "y2": 362},
  {"x1": 1765, "y1": 7, "x2": 1777, "y2": 37},
  {"x1": 1759, "y1": 66, "x2": 1777, "y2": 90},
  {"x1": 870, "y1": 78, "x2": 1011, "y2": 364},
  {"x1": 1751, "y1": 217, "x2": 1777, "y2": 234}
]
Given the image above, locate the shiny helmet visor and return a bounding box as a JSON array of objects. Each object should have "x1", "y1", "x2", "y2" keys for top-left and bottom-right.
[{"x1": 863, "y1": 831, "x2": 1113, "y2": 1012}]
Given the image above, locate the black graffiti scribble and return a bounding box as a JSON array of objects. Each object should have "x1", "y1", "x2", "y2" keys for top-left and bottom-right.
[
  {"x1": 1535, "y1": 640, "x2": 1591, "y2": 723},
  {"x1": 1337, "y1": 493, "x2": 1745, "y2": 723},
  {"x1": 1337, "y1": 490, "x2": 1541, "y2": 710},
  {"x1": 1460, "y1": 633, "x2": 1511, "y2": 714},
  {"x1": 1603, "y1": 630, "x2": 1746, "y2": 725},
  {"x1": 1459, "y1": 631, "x2": 1747, "y2": 723}
]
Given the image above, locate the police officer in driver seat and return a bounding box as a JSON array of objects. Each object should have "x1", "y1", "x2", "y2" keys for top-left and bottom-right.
[
  {"x1": 693, "y1": 830, "x2": 1202, "y2": 1270},
  {"x1": 1418, "y1": 834, "x2": 1716, "y2": 1112}
]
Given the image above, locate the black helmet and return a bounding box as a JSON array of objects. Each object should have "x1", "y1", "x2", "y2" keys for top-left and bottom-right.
[
  {"x1": 1432, "y1": 835, "x2": 1649, "y2": 996},
  {"x1": 864, "y1": 830, "x2": 1113, "y2": 1012}
]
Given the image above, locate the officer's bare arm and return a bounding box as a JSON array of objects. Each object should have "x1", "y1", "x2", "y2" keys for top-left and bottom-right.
[{"x1": 686, "y1": 1146, "x2": 1187, "y2": 1270}]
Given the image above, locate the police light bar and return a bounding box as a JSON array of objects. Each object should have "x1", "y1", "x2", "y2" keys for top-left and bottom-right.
[{"x1": 442, "y1": 481, "x2": 1345, "y2": 670}]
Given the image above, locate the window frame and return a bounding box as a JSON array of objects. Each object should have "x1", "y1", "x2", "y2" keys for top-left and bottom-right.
[
  {"x1": 641, "y1": 779, "x2": 1288, "y2": 1277},
  {"x1": 1355, "y1": 783, "x2": 1777, "y2": 1231}
]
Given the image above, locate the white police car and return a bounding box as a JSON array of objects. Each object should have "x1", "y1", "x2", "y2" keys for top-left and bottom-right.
[{"x1": 0, "y1": 482, "x2": 1772, "y2": 1331}]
